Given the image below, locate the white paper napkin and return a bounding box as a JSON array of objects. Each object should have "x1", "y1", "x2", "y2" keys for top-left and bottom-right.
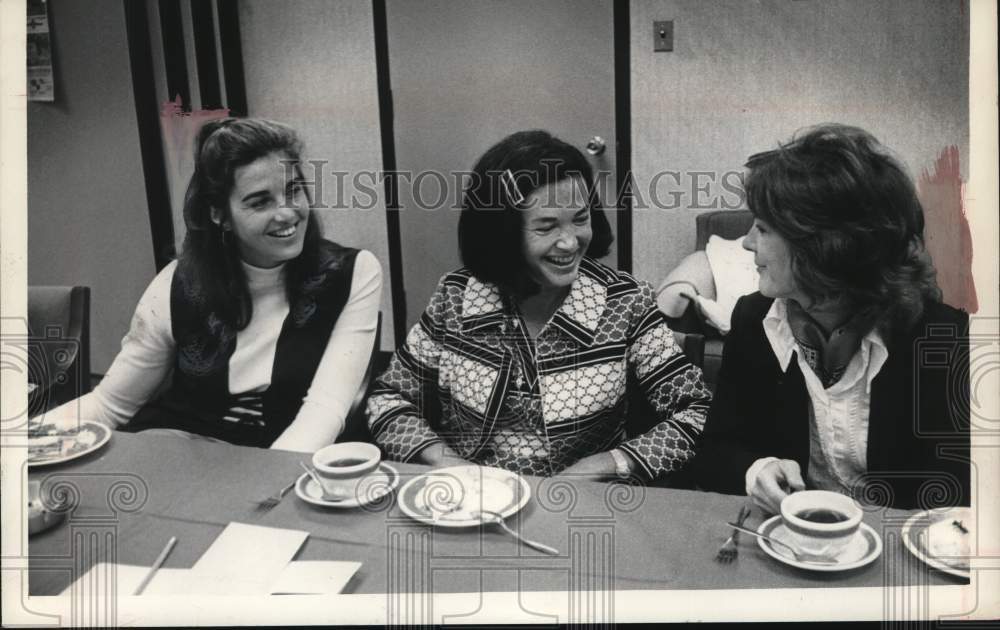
[
  {"x1": 188, "y1": 522, "x2": 309, "y2": 595},
  {"x1": 269, "y1": 560, "x2": 362, "y2": 594},
  {"x1": 58, "y1": 523, "x2": 362, "y2": 596}
]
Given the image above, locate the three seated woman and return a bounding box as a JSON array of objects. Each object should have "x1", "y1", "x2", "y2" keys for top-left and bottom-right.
[{"x1": 37, "y1": 119, "x2": 970, "y2": 512}]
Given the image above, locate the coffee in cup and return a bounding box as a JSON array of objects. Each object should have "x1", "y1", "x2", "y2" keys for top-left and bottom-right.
[
  {"x1": 779, "y1": 490, "x2": 862, "y2": 557},
  {"x1": 311, "y1": 442, "x2": 381, "y2": 500}
]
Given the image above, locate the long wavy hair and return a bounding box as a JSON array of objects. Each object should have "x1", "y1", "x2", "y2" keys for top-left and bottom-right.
[
  {"x1": 744, "y1": 123, "x2": 941, "y2": 330},
  {"x1": 180, "y1": 117, "x2": 323, "y2": 329}
]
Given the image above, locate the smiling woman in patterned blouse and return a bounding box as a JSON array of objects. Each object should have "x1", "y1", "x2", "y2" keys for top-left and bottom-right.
[{"x1": 367, "y1": 130, "x2": 712, "y2": 482}]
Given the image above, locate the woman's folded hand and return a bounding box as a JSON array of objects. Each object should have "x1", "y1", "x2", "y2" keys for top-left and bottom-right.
[
  {"x1": 418, "y1": 442, "x2": 468, "y2": 468},
  {"x1": 557, "y1": 452, "x2": 618, "y2": 482}
]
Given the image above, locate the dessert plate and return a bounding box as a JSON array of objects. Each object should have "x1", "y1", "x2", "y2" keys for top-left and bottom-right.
[
  {"x1": 398, "y1": 465, "x2": 530, "y2": 528},
  {"x1": 28, "y1": 421, "x2": 111, "y2": 467},
  {"x1": 902, "y1": 507, "x2": 972, "y2": 579}
]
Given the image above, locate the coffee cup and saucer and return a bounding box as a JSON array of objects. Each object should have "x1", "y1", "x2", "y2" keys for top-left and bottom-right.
[
  {"x1": 295, "y1": 442, "x2": 399, "y2": 508},
  {"x1": 756, "y1": 490, "x2": 882, "y2": 571}
]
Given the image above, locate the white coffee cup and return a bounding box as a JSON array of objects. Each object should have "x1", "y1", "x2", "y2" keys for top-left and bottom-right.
[
  {"x1": 311, "y1": 442, "x2": 381, "y2": 500},
  {"x1": 780, "y1": 490, "x2": 862, "y2": 556}
]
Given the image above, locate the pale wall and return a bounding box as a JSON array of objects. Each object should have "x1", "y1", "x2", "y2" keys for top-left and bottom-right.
[
  {"x1": 630, "y1": 0, "x2": 969, "y2": 284},
  {"x1": 238, "y1": 0, "x2": 396, "y2": 347},
  {"x1": 27, "y1": 0, "x2": 155, "y2": 373}
]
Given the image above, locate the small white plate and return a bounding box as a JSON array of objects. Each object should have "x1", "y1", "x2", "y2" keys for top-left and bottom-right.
[
  {"x1": 902, "y1": 507, "x2": 972, "y2": 579},
  {"x1": 756, "y1": 515, "x2": 883, "y2": 572},
  {"x1": 295, "y1": 462, "x2": 399, "y2": 508},
  {"x1": 28, "y1": 421, "x2": 112, "y2": 467},
  {"x1": 398, "y1": 465, "x2": 531, "y2": 528}
]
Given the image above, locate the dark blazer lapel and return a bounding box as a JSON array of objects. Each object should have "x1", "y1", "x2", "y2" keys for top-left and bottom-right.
[
  {"x1": 866, "y1": 327, "x2": 910, "y2": 475},
  {"x1": 774, "y1": 357, "x2": 812, "y2": 471}
]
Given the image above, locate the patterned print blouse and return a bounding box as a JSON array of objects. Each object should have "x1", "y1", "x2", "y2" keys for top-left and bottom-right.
[{"x1": 366, "y1": 258, "x2": 712, "y2": 480}]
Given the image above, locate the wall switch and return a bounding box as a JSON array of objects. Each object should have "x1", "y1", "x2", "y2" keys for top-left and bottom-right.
[{"x1": 654, "y1": 20, "x2": 673, "y2": 52}]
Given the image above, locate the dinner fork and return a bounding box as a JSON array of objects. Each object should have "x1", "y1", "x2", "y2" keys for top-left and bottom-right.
[
  {"x1": 475, "y1": 510, "x2": 559, "y2": 555},
  {"x1": 715, "y1": 503, "x2": 751, "y2": 563},
  {"x1": 254, "y1": 478, "x2": 297, "y2": 512}
]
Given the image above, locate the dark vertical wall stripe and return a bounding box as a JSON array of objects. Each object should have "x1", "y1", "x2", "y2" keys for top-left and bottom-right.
[
  {"x1": 124, "y1": 0, "x2": 176, "y2": 270},
  {"x1": 372, "y1": 0, "x2": 407, "y2": 346},
  {"x1": 613, "y1": 0, "x2": 632, "y2": 273},
  {"x1": 216, "y1": 0, "x2": 247, "y2": 115},
  {"x1": 158, "y1": 0, "x2": 190, "y2": 107},
  {"x1": 190, "y1": 0, "x2": 222, "y2": 109}
]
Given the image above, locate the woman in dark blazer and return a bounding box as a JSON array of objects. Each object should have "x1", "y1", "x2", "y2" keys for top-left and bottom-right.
[{"x1": 693, "y1": 124, "x2": 969, "y2": 512}]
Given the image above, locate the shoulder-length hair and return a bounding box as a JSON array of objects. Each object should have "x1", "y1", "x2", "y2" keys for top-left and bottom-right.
[
  {"x1": 458, "y1": 130, "x2": 613, "y2": 297},
  {"x1": 180, "y1": 117, "x2": 323, "y2": 329},
  {"x1": 743, "y1": 123, "x2": 941, "y2": 329}
]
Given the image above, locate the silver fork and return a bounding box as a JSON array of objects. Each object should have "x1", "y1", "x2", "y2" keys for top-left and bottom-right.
[
  {"x1": 254, "y1": 478, "x2": 297, "y2": 512},
  {"x1": 715, "y1": 503, "x2": 751, "y2": 563},
  {"x1": 475, "y1": 509, "x2": 559, "y2": 555}
]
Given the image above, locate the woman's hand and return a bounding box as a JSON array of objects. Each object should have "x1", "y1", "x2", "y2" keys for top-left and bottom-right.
[
  {"x1": 418, "y1": 442, "x2": 468, "y2": 467},
  {"x1": 557, "y1": 452, "x2": 619, "y2": 482},
  {"x1": 29, "y1": 404, "x2": 102, "y2": 434},
  {"x1": 749, "y1": 459, "x2": 805, "y2": 514}
]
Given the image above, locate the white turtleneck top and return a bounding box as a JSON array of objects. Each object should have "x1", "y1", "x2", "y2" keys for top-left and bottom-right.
[{"x1": 45, "y1": 250, "x2": 382, "y2": 453}]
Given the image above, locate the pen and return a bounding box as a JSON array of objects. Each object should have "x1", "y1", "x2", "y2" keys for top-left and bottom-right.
[{"x1": 132, "y1": 536, "x2": 177, "y2": 595}]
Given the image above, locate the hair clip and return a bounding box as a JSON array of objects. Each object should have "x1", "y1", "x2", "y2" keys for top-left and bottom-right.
[{"x1": 500, "y1": 169, "x2": 525, "y2": 206}]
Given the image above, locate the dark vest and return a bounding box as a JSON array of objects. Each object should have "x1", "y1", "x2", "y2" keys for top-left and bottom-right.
[{"x1": 125, "y1": 241, "x2": 359, "y2": 447}]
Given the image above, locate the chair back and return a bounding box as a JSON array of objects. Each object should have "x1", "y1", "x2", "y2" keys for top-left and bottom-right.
[
  {"x1": 27, "y1": 286, "x2": 91, "y2": 411},
  {"x1": 695, "y1": 210, "x2": 754, "y2": 250},
  {"x1": 689, "y1": 210, "x2": 753, "y2": 390},
  {"x1": 337, "y1": 311, "x2": 382, "y2": 443}
]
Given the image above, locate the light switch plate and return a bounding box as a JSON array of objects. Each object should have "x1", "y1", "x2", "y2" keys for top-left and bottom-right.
[{"x1": 654, "y1": 20, "x2": 673, "y2": 52}]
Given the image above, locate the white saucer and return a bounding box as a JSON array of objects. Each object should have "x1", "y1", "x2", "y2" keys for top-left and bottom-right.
[
  {"x1": 295, "y1": 462, "x2": 399, "y2": 508},
  {"x1": 756, "y1": 515, "x2": 882, "y2": 572}
]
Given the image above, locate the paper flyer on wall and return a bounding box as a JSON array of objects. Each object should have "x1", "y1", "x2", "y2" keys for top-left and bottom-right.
[{"x1": 27, "y1": 0, "x2": 53, "y2": 101}]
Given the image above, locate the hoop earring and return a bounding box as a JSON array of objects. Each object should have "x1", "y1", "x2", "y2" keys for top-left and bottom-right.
[{"x1": 221, "y1": 229, "x2": 231, "y2": 246}]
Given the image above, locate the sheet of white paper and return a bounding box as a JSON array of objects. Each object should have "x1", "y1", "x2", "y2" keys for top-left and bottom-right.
[
  {"x1": 189, "y1": 522, "x2": 309, "y2": 595},
  {"x1": 268, "y1": 560, "x2": 362, "y2": 595},
  {"x1": 58, "y1": 563, "x2": 212, "y2": 597}
]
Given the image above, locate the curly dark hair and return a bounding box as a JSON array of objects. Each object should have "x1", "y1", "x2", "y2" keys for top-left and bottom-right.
[
  {"x1": 744, "y1": 123, "x2": 941, "y2": 329},
  {"x1": 180, "y1": 117, "x2": 323, "y2": 329},
  {"x1": 458, "y1": 130, "x2": 613, "y2": 297}
]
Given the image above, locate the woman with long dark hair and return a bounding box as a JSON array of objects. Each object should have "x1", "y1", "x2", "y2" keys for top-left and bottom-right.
[
  {"x1": 693, "y1": 124, "x2": 969, "y2": 511},
  {"x1": 367, "y1": 130, "x2": 711, "y2": 482},
  {"x1": 41, "y1": 118, "x2": 382, "y2": 452}
]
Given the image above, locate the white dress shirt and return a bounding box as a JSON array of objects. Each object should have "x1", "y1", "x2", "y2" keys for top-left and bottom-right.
[{"x1": 745, "y1": 298, "x2": 889, "y2": 496}]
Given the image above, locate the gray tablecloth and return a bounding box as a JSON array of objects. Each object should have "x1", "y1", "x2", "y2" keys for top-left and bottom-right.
[{"x1": 28, "y1": 431, "x2": 963, "y2": 595}]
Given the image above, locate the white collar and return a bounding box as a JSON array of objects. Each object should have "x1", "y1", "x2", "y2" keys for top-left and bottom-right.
[
  {"x1": 240, "y1": 259, "x2": 286, "y2": 290},
  {"x1": 762, "y1": 298, "x2": 889, "y2": 393}
]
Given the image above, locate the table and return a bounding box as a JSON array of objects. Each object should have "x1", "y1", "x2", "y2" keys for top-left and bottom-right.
[{"x1": 28, "y1": 432, "x2": 965, "y2": 598}]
